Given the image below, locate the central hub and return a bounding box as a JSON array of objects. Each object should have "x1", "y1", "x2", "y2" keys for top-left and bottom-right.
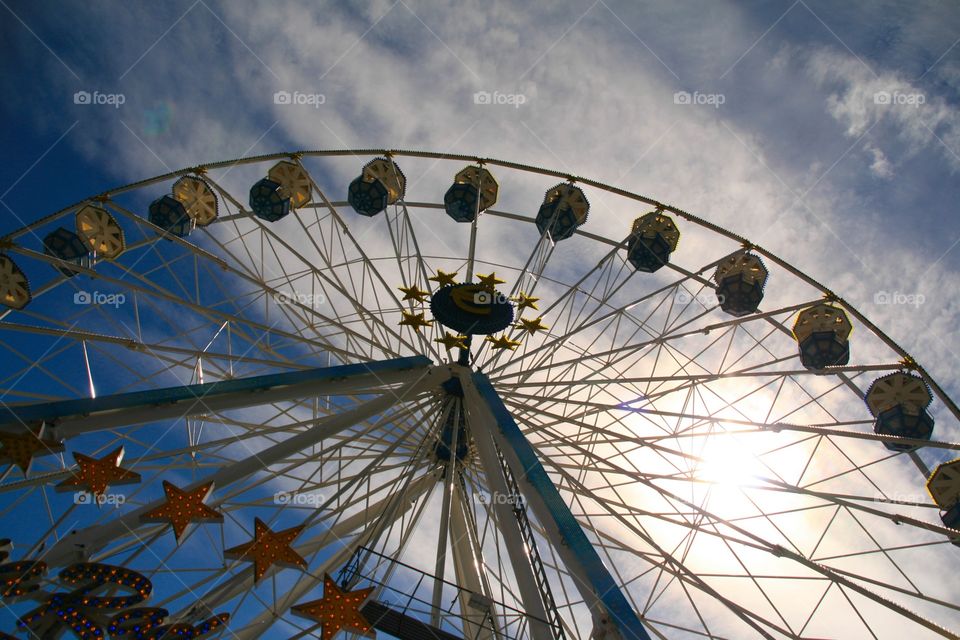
[{"x1": 429, "y1": 283, "x2": 514, "y2": 335}]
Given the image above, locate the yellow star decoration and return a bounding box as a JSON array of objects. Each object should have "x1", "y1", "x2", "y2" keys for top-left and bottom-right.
[
  {"x1": 513, "y1": 292, "x2": 540, "y2": 312},
  {"x1": 224, "y1": 517, "x2": 307, "y2": 583},
  {"x1": 399, "y1": 310, "x2": 431, "y2": 331},
  {"x1": 428, "y1": 269, "x2": 458, "y2": 288},
  {"x1": 476, "y1": 272, "x2": 505, "y2": 290},
  {"x1": 486, "y1": 334, "x2": 522, "y2": 351},
  {"x1": 397, "y1": 284, "x2": 430, "y2": 303},
  {"x1": 140, "y1": 481, "x2": 224, "y2": 542},
  {"x1": 435, "y1": 332, "x2": 468, "y2": 351},
  {"x1": 517, "y1": 316, "x2": 549, "y2": 335},
  {"x1": 0, "y1": 427, "x2": 64, "y2": 475},
  {"x1": 57, "y1": 446, "x2": 140, "y2": 499},
  {"x1": 291, "y1": 574, "x2": 376, "y2": 640}
]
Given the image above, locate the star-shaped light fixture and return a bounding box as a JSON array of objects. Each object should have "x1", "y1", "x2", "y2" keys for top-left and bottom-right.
[
  {"x1": 434, "y1": 332, "x2": 468, "y2": 351},
  {"x1": 0, "y1": 426, "x2": 63, "y2": 476},
  {"x1": 476, "y1": 272, "x2": 506, "y2": 290},
  {"x1": 140, "y1": 481, "x2": 223, "y2": 542},
  {"x1": 517, "y1": 316, "x2": 549, "y2": 335},
  {"x1": 399, "y1": 310, "x2": 431, "y2": 331},
  {"x1": 224, "y1": 517, "x2": 307, "y2": 583},
  {"x1": 57, "y1": 446, "x2": 140, "y2": 499},
  {"x1": 485, "y1": 334, "x2": 522, "y2": 351},
  {"x1": 428, "y1": 269, "x2": 458, "y2": 288},
  {"x1": 397, "y1": 284, "x2": 430, "y2": 303},
  {"x1": 418, "y1": 270, "x2": 548, "y2": 359},
  {"x1": 291, "y1": 574, "x2": 376, "y2": 640},
  {"x1": 513, "y1": 292, "x2": 540, "y2": 312}
]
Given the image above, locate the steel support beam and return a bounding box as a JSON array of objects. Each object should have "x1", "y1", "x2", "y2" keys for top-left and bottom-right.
[
  {"x1": 42, "y1": 365, "x2": 443, "y2": 568},
  {"x1": 0, "y1": 356, "x2": 431, "y2": 437},
  {"x1": 449, "y1": 480, "x2": 499, "y2": 640},
  {"x1": 466, "y1": 388, "x2": 558, "y2": 640},
  {"x1": 462, "y1": 370, "x2": 652, "y2": 640},
  {"x1": 432, "y1": 401, "x2": 459, "y2": 627}
]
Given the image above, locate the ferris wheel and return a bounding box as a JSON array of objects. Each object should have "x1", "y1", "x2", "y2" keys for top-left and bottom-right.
[{"x1": 0, "y1": 149, "x2": 958, "y2": 640}]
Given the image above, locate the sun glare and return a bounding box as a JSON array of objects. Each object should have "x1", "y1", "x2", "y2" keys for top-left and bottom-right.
[{"x1": 697, "y1": 435, "x2": 765, "y2": 488}]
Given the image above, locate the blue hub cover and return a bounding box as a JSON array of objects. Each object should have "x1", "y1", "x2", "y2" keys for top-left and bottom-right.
[{"x1": 430, "y1": 283, "x2": 514, "y2": 335}]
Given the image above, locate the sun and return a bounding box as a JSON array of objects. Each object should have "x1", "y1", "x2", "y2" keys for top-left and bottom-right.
[{"x1": 697, "y1": 434, "x2": 764, "y2": 488}]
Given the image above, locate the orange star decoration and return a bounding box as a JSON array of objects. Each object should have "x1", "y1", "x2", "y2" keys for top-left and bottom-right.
[
  {"x1": 397, "y1": 284, "x2": 430, "y2": 303},
  {"x1": 291, "y1": 574, "x2": 375, "y2": 640},
  {"x1": 435, "y1": 332, "x2": 468, "y2": 351},
  {"x1": 486, "y1": 334, "x2": 522, "y2": 351},
  {"x1": 140, "y1": 481, "x2": 223, "y2": 542},
  {"x1": 428, "y1": 269, "x2": 458, "y2": 288},
  {"x1": 224, "y1": 517, "x2": 307, "y2": 583},
  {"x1": 399, "y1": 310, "x2": 431, "y2": 331},
  {"x1": 476, "y1": 272, "x2": 505, "y2": 290},
  {"x1": 0, "y1": 426, "x2": 63, "y2": 475},
  {"x1": 57, "y1": 446, "x2": 141, "y2": 500},
  {"x1": 517, "y1": 316, "x2": 549, "y2": 335},
  {"x1": 513, "y1": 292, "x2": 540, "y2": 312}
]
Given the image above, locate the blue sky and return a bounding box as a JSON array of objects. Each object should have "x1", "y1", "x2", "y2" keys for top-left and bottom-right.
[
  {"x1": 2, "y1": 1, "x2": 960, "y2": 637},
  {"x1": 2, "y1": 0, "x2": 959, "y2": 397}
]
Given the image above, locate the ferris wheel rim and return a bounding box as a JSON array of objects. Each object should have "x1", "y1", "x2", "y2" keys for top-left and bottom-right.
[
  {"x1": 0, "y1": 152, "x2": 916, "y2": 340},
  {"x1": 1, "y1": 149, "x2": 958, "y2": 639},
  {"x1": 3, "y1": 150, "x2": 955, "y2": 475}
]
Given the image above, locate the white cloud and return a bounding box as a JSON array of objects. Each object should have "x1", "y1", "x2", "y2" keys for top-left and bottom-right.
[
  {"x1": 807, "y1": 47, "x2": 960, "y2": 170},
  {"x1": 866, "y1": 143, "x2": 893, "y2": 178},
  {"x1": 3, "y1": 1, "x2": 960, "y2": 637}
]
